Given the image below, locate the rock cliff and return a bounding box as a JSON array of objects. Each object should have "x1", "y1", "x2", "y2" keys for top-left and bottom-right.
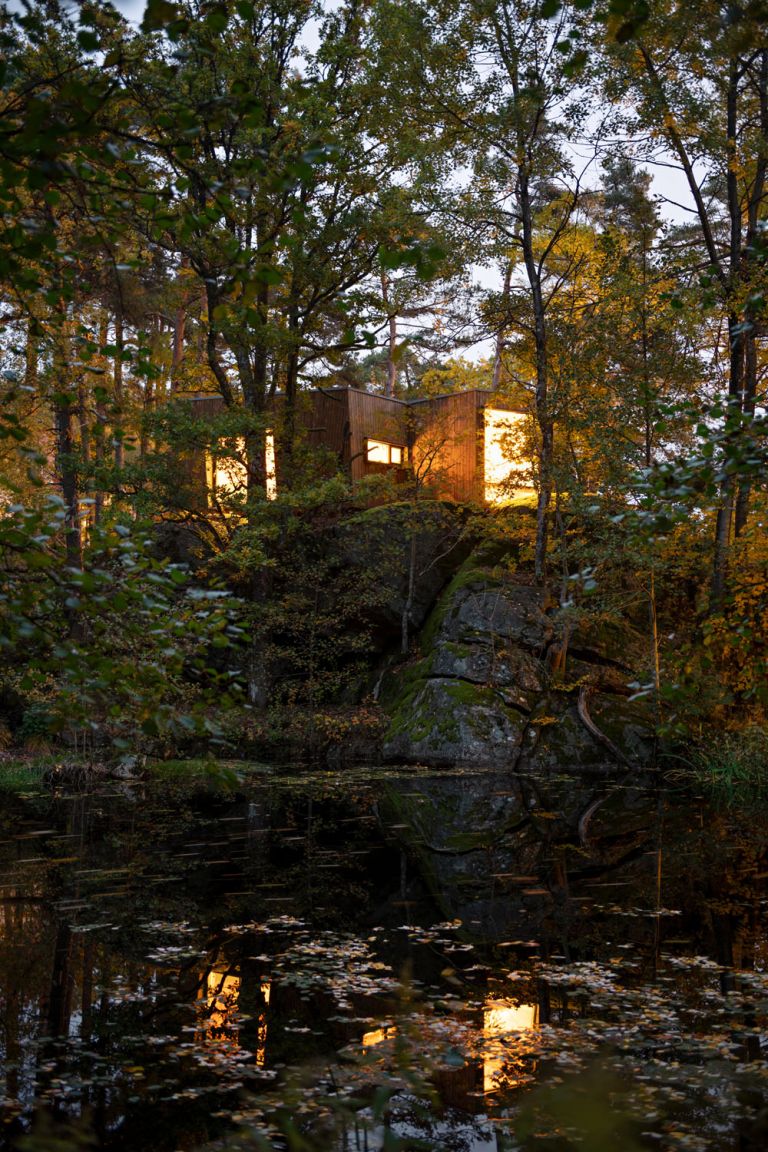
[{"x1": 381, "y1": 556, "x2": 654, "y2": 772}]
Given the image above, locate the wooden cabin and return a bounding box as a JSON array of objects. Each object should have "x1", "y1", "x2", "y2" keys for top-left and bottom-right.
[{"x1": 180, "y1": 386, "x2": 532, "y2": 506}]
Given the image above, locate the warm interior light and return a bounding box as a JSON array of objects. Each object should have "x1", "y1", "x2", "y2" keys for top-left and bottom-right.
[
  {"x1": 483, "y1": 1000, "x2": 538, "y2": 1093},
  {"x1": 366, "y1": 439, "x2": 404, "y2": 465},
  {"x1": 484, "y1": 409, "x2": 529, "y2": 504},
  {"x1": 207, "y1": 433, "x2": 277, "y2": 502},
  {"x1": 367, "y1": 438, "x2": 391, "y2": 463},
  {"x1": 207, "y1": 437, "x2": 247, "y2": 499},
  {"x1": 265, "y1": 430, "x2": 277, "y2": 500}
]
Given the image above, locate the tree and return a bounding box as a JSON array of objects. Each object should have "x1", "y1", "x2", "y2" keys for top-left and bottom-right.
[
  {"x1": 380, "y1": 0, "x2": 595, "y2": 581},
  {"x1": 0, "y1": 0, "x2": 246, "y2": 749},
  {"x1": 604, "y1": 0, "x2": 768, "y2": 603},
  {"x1": 101, "y1": 0, "x2": 450, "y2": 493}
]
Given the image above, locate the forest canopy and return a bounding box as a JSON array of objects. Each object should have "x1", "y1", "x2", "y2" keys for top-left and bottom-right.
[{"x1": 0, "y1": 0, "x2": 766, "y2": 751}]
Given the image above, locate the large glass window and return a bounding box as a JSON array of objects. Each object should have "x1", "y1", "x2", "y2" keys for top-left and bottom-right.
[
  {"x1": 484, "y1": 410, "x2": 529, "y2": 504},
  {"x1": 206, "y1": 437, "x2": 247, "y2": 499},
  {"x1": 205, "y1": 432, "x2": 277, "y2": 503},
  {"x1": 265, "y1": 430, "x2": 277, "y2": 500}
]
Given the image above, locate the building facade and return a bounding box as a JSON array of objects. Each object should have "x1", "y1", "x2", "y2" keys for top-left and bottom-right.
[{"x1": 184, "y1": 386, "x2": 532, "y2": 505}]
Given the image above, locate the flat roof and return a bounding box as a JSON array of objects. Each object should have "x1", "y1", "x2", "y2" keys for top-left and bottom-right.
[{"x1": 182, "y1": 385, "x2": 523, "y2": 410}]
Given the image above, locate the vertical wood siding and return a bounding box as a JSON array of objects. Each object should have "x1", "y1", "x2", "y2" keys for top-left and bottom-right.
[
  {"x1": 347, "y1": 389, "x2": 409, "y2": 484},
  {"x1": 304, "y1": 388, "x2": 351, "y2": 470},
  {"x1": 411, "y1": 390, "x2": 484, "y2": 502}
]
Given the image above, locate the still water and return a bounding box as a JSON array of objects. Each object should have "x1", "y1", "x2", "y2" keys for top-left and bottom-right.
[{"x1": 1, "y1": 764, "x2": 767, "y2": 1151}]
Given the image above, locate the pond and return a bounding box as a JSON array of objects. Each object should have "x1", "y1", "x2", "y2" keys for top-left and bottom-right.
[{"x1": 1, "y1": 764, "x2": 767, "y2": 1151}]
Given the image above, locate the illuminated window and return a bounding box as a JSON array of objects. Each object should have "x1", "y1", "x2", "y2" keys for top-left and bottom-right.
[
  {"x1": 484, "y1": 409, "x2": 529, "y2": 504},
  {"x1": 265, "y1": 429, "x2": 277, "y2": 500},
  {"x1": 206, "y1": 437, "x2": 247, "y2": 500},
  {"x1": 206, "y1": 433, "x2": 277, "y2": 503},
  {"x1": 366, "y1": 439, "x2": 405, "y2": 465}
]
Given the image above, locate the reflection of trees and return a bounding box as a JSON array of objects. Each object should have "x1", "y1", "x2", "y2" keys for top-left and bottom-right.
[
  {"x1": 3, "y1": 777, "x2": 767, "y2": 1149},
  {"x1": 1, "y1": 894, "x2": 52, "y2": 1114}
]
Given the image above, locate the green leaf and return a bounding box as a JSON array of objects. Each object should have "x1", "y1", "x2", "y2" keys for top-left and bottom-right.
[
  {"x1": 141, "y1": 0, "x2": 180, "y2": 32},
  {"x1": 77, "y1": 30, "x2": 100, "y2": 52}
]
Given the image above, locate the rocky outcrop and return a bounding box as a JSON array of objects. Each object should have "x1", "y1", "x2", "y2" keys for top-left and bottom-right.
[
  {"x1": 381, "y1": 557, "x2": 655, "y2": 771},
  {"x1": 335, "y1": 500, "x2": 474, "y2": 643}
]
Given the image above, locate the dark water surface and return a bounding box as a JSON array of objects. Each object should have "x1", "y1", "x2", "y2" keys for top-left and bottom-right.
[{"x1": 1, "y1": 765, "x2": 767, "y2": 1151}]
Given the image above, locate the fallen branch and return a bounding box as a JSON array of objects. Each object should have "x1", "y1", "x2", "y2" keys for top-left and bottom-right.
[{"x1": 577, "y1": 684, "x2": 633, "y2": 770}]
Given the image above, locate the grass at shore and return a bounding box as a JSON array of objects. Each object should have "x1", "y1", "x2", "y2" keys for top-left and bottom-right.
[
  {"x1": 145, "y1": 757, "x2": 273, "y2": 790},
  {"x1": 0, "y1": 754, "x2": 274, "y2": 796},
  {"x1": 666, "y1": 727, "x2": 768, "y2": 804},
  {"x1": 0, "y1": 757, "x2": 49, "y2": 793}
]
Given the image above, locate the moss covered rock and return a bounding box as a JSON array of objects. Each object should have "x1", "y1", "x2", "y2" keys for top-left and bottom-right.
[
  {"x1": 385, "y1": 676, "x2": 526, "y2": 764},
  {"x1": 381, "y1": 552, "x2": 655, "y2": 771}
]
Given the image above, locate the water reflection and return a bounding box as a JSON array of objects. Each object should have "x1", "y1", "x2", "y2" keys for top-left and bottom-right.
[
  {"x1": 0, "y1": 770, "x2": 767, "y2": 1151},
  {"x1": 197, "y1": 968, "x2": 241, "y2": 1046},
  {"x1": 362, "y1": 1024, "x2": 396, "y2": 1050},
  {"x1": 359, "y1": 1001, "x2": 538, "y2": 1099},
  {"x1": 482, "y1": 1001, "x2": 538, "y2": 1094}
]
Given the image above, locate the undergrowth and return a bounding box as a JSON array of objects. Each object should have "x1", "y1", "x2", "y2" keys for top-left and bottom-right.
[{"x1": 669, "y1": 726, "x2": 768, "y2": 803}]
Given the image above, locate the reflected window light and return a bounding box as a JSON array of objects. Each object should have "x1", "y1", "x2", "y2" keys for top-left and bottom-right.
[
  {"x1": 483, "y1": 1000, "x2": 538, "y2": 1094},
  {"x1": 249, "y1": 980, "x2": 271, "y2": 1066},
  {"x1": 362, "y1": 1024, "x2": 396, "y2": 1050},
  {"x1": 197, "y1": 968, "x2": 241, "y2": 1049},
  {"x1": 256, "y1": 1012, "x2": 268, "y2": 1067}
]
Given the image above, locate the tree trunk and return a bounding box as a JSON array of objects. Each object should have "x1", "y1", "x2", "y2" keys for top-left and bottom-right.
[
  {"x1": 492, "y1": 262, "x2": 512, "y2": 392},
  {"x1": 638, "y1": 40, "x2": 745, "y2": 609},
  {"x1": 45, "y1": 920, "x2": 74, "y2": 1038},
  {"x1": 55, "y1": 395, "x2": 82, "y2": 569},
  {"x1": 734, "y1": 328, "x2": 757, "y2": 537},
  {"x1": 710, "y1": 54, "x2": 745, "y2": 603},
  {"x1": 171, "y1": 265, "x2": 188, "y2": 391},
  {"x1": 94, "y1": 314, "x2": 108, "y2": 525},
  {"x1": 53, "y1": 330, "x2": 82, "y2": 570},
  {"x1": 519, "y1": 176, "x2": 552, "y2": 584},
  {"x1": 113, "y1": 307, "x2": 124, "y2": 471},
  {"x1": 381, "y1": 270, "x2": 397, "y2": 397},
  {"x1": 24, "y1": 318, "x2": 38, "y2": 392},
  {"x1": 507, "y1": 34, "x2": 554, "y2": 584},
  {"x1": 710, "y1": 313, "x2": 745, "y2": 607},
  {"x1": 734, "y1": 48, "x2": 767, "y2": 537},
  {"x1": 283, "y1": 291, "x2": 301, "y2": 465}
]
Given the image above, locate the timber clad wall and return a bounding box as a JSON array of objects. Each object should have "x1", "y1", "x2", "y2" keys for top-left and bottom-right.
[
  {"x1": 347, "y1": 389, "x2": 407, "y2": 484},
  {"x1": 181, "y1": 386, "x2": 524, "y2": 504},
  {"x1": 182, "y1": 394, "x2": 227, "y2": 420},
  {"x1": 302, "y1": 388, "x2": 350, "y2": 464},
  {"x1": 410, "y1": 390, "x2": 486, "y2": 502}
]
